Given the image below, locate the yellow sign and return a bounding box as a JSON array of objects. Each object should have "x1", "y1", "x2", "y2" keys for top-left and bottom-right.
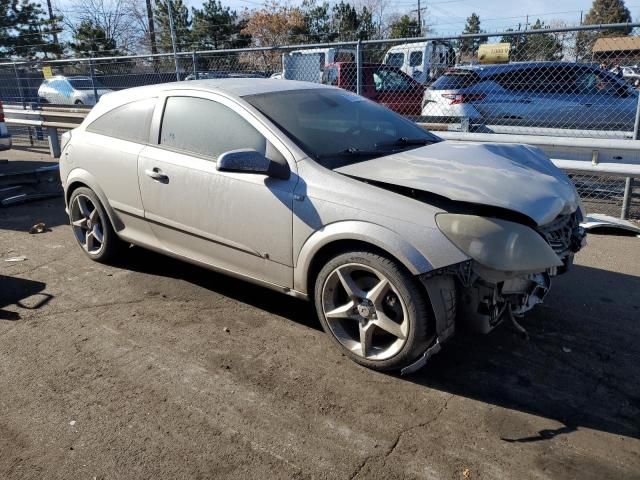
[
  {"x1": 42, "y1": 66, "x2": 53, "y2": 79},
  {"x1": 478, "y1": 43, "x2": 511, "y2": 64}
]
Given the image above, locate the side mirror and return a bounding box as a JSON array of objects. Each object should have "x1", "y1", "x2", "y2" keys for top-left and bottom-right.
[{"x1": 216, "y1": 149, "x2": 290, "y2": 180}]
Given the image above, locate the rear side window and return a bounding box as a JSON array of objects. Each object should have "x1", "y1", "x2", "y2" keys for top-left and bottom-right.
[
  {"x1": 322, "y1": 67, "x2": 338, "y2": 86},
  {"x1": 431, "y1": 71, "x2": 480, "y2": 90},
  {"x1": 159, "y1": 96, "x2": 266, "y2": 160},
  {"x1": 386, "y1": 53, "x2": 404, "y2": 67},
  {"x1": 409, "y1": 51, "x2": 423, "y2": 67},
  {"x1": 86, "y1": 97, "x2": 156, "y2": 143}
]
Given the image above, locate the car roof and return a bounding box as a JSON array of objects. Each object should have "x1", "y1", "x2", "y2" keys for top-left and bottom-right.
[
  {"x1": 91, "y1": 79, "x2": 336, "y2": 112},
  {"x1": 451, "y1": 61, "x2": 598, "y2": 77}
]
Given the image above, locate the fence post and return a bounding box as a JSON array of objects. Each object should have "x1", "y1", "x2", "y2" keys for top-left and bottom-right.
[
  {"x1": 356, "y1": 39, "x2": 362, "y2": 96},
  {"x1": 13, "y1": 63, "x2": 26, "y2": 108},
  {"x1": 621, "y1": 177, "x2": 634, "y2": 220},
  {"x1": 192, "y1": 51, "x2": 197, "y2": 78},
  {"x1": 47, "y1": 127, "x2": 61, "y2": 158},
  {"x1": 88, "y1": 57, "x2": 99, "y2": 103}
]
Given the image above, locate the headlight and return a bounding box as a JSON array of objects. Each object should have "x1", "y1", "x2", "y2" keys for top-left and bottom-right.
[{"x1": 436, "y1": 214, "x2": 562, "y2": 272}]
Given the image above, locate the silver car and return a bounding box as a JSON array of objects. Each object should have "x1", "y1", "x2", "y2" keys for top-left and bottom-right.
[
  {"x1": 422, "y1": 62, "x2": 638, "y2": 130},
  {"x1": 59, "y1": 79, "x2": 586, "y2": 373},
  {"x1": 38, "y1": 76, "x2": 112, "y2": 105}
]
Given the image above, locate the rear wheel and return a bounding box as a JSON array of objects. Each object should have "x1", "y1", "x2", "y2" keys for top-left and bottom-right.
[
  {"x1": 68, "y1": 187, "x2": 123, "y2": 263},
  {"x1": 314, "y1": 250, "x2": 433, "y2": 371}
]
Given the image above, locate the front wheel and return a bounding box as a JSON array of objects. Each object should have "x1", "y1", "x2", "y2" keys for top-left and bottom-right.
[{"x1": 314, "y1": 250, "x2": 433, "y2": 372}]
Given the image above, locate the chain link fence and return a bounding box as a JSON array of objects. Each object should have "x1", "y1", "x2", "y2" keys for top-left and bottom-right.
[{"x1": 0, "y1": 23, "x2": 638, "y2": 220}]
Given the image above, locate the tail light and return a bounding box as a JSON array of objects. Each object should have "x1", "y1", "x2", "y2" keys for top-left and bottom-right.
[
  {"x1": 0, "y1": 100, "x2": 4, "y2": 122},
  {"x1": 441, "y1": 93, "x2": 485, "y2": 105}
]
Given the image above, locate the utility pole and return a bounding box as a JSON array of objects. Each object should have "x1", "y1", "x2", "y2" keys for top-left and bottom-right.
[
  {"x1": 167, "y1": 0, "x2": 180, "y2": 81},
  {"x1": 146, "y1": 0, "x2": 158, "y2": 55},
  {"x1": 417, "y1": 0, "x2": 421, "y2": 36}
]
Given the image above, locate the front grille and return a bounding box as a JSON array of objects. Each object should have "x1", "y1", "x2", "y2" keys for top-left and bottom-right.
[{"x1": 537, "y1": 213, "x2": 579, "y2": 258}]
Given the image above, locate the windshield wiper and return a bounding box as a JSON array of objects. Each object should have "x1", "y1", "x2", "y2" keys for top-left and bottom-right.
[{"x1": 375, "y1": 137, "x2": 434, "y2": 149}]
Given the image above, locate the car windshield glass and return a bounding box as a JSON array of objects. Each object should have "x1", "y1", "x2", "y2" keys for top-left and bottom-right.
[
  {"x1": 431, "y1": 71, "x2": 480, "y2": 90},
  {"x1": 244, "y1": 88, "x2": 441, "y2": 169},
  {"x1": 68, "y1": 78, "x2": 106, "y2": 90}
]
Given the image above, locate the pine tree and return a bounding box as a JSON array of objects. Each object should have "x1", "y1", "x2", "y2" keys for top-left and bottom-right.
[
  {"x1": 459, "y1": 13, "x2": 485, "y2": 58},
  {"x1": 154, "y1": 0, "x2": 192, "y2": 53},
  {"x1": 192, "y1": 0, "x2": 247, "y2": 50},
  {"x1": 0, "y1": 0, "x2": 63, "y2": 59},
  {"x1": 389, "y1": 15, "x2": 419, "y2": 39},
  {"x1": 69, "y1": 20, "x2": 119, "y2": 57},
  {"x1": 332, "y1": 1, "x2": 360, "y2": 42}
]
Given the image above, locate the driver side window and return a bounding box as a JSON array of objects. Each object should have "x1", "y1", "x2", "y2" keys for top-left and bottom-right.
[{"x1": 159, "y1": 96, "x2": 266, "y2": 160}]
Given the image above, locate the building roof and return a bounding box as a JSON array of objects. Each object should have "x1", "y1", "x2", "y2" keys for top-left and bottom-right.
[{"x1": 593, "y1": 36, "x2": 640, "y2": 53}]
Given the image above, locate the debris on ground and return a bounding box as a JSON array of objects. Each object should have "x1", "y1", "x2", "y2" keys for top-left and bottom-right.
[
  {"x1": 562, "y1": 346, "x2": 572, "y2": 353},
  {"x1": 29, "y1": 222, "x2": 48, "y2": 234},
  {"x1": 462, "y1": 467, "x2": 471, "y2": 479},
  {"x1": 223, "y1": 327, "x2": 230, "y2": 333},
  {"x1": 4, "y1": 255, "x2": 27, "y2": 262}
]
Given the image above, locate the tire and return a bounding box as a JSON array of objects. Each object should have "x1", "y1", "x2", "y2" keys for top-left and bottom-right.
[
  {"x1": 314, "y1": 250, "x2": 433, "y2": 372},
  {"x1": 68, "y1": 187, "x2": 124, "y2": 263},
  {"x1": 74, "y1": 100, "x2": 84, "y2": 105}
]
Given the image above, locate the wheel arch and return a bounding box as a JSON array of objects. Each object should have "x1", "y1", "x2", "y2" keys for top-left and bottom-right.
[
  {"x1": 65, "y1": 169, "x2": 124, "y2": 231},
  {"x1": 294, "y1": 221, "x2": 434, "y2": 295}
]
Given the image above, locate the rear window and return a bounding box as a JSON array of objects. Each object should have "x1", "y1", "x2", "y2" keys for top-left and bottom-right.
[
  {"x1": 86, "y1": 98, "x2": 156, "y2": 143},
  {"x1": 409, "y1": 51, "x2": 423, "y2": 67},
  {"x1": 386, "y1": 53, "x2": 404, "y2": 68},
  {"x1": 431, "y1": 71, "x2": 480, "y2": 90}
]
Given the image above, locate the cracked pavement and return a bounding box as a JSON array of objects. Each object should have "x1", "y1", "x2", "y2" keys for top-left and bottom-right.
[{"x1": 1, "y1": 153, "x2": 639, "y2": 479}]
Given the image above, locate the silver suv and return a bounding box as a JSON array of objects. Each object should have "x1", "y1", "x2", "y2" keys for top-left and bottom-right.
[{"x1": 59, "y1": 79, "x2": 585, "y2": 373}]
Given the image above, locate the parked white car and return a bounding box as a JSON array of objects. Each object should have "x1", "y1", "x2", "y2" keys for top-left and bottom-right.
[
  {"x1": 384, "y1": 41, "x2": 455, "y2": 84},
  {"x1": 38, "y1": 76, "x2": 112, "y2": 105}
]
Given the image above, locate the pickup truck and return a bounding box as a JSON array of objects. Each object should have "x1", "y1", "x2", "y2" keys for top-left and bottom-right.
[{"x1": 321, "y1": 62, "x2": 424, "y2": 116}]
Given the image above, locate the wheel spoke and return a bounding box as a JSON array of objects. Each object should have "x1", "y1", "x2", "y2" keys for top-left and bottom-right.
[
  {"x1": 359, "y1": 322, "x2": 375, "y2": 357},
  {"x1": 89, "y1": 207, "x2": 99, "y2": 224},
  {"x1": 336, "y1": 267, "x2": 366, "y2": 300},
  {"x1": 72, "y1": 218, "x2": 87, "y2": 228},
  {"x1": 374, "y1": 312, "x2": 406, "y2": 340},
  {"x1": 92, "y1": 225, "x2": 104, "y2": 244},
  {"x1": 366, "y1": 278, "x2": 390, "y2": 306},
  {"x1": 77, "y1": 196, "x2": 91, "y2": 219},
  {"x1": 85, "y1": 231, "x2": 94, "y2": 252},
  {"x1": 325, "y1": 300, "x2": 355, "y2": 320}
]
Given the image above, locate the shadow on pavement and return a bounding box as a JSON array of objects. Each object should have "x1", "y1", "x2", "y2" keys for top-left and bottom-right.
[
  {"x1": 115, "y1": 246, "x2": 640, "y2": 440},
  {"x1": 0, "y1": 275, "x2": 51, "y2": 320},
  {"x1": 0, "y1": 196, "x2": 67, "y2": 232}
]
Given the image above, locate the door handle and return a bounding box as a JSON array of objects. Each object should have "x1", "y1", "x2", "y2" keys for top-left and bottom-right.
[{"x1": 145, "y1": 168, "x2": 169, "y2": 182}]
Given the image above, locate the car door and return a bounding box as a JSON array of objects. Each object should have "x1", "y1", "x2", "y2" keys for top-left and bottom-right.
[
  {"x1": 371, "y1": 68, "x2": 423, "y2": 115},
  {"x1": 137, "y1": 91, "x2": 297, "y2": 288}
]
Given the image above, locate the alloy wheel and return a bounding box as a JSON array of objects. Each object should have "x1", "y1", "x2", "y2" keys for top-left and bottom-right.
[
  {"x1": 70, "y1": 193, "x2": 105, "y2": 255},
  {"x1": 321, "y1": 263, "x2": 409, "y2": 360}
]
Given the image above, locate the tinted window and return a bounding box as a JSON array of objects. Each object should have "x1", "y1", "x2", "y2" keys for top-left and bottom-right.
[
  {"x1": 431, "y1": 71, "x2": 480, "y2": 90},
  {"x1": 69, "y1": 78, "x2": 106, "y2": 90},
  {"x1": 409, "y1": 51, "x2": 423, "y2": 67},
  {"x1": 160, "y1": 96, "x2": 266, "y2": 159},
  {"x1": 87, "y1": 97, "x2": 156, "y2": 143},
  {"x1": 386, "y1": 53, "x2": 404, "y2": 67},
  {"x1": 245, "y1": 89, "x2": 440, "y2": 169},
  {"x1": 322, "y1": 67, "x2": 339, "y2": 86}
]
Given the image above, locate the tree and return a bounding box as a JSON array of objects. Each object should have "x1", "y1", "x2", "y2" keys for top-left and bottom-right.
[
  {"x1": 357, "y1": 6, "x2": 377, "y2": 41},
  {"x1": 459, "y1": 13, "x2": 485, "y2": 58},
  {"x1": 300, "y1": 0, "x2": 334, "y2": 42},
  {"x1": 192, "y1": 0, "x2": 248, "y2": 50},
  {"x1": 69, "y1": 20, "x2": 119, "y2": 56},
  {"x1": 522, "y1": 19, "x2": 563, "y2": 61},
  {"x1": 388, "y1": 15, "x2": 419, "y2": 39},
  {"x1": 332, "y1": 1, "x2": 359, "y2": 41},
  {"x1": 241, "y1": 2, "x2": 305, "y2": 47},
  {"x1": 155, "y1": 0, "x2": 192, "y2": 52},
  {"x1": 0, "y1": 0, "x2": 63, "y2": 59},
  {"x1": 576, "y1": 0, "x2": 632, "y2": 60}
]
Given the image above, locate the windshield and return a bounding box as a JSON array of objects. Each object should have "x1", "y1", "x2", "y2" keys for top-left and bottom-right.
[
  {"x1": 69, "y1": 78, "x2": 106, "y2": 90},
  {"x1": 244, "y1": 89, "x2": 441, "y2": 169}
]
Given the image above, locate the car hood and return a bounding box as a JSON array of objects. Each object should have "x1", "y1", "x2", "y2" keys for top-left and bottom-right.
[{"x1": 334, "y1": 141, "x2": 579, "y2": 226}]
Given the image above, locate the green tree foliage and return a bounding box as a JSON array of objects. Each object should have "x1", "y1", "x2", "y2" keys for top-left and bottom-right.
[
  {"x1": 300, "y1": 0, "x2": 333, "y2": 42},
  {"x1": 389, "y1": 15, "x2": 419, "y2": 39},
  {"x1": 69, "y1": 20, "x2": 119, "y2": 57},
  {"x1": 191, "y1": 0, "x2": 250, "y2": 49},
  {"x1": 501, "y1": 19, "x2": 563, "y2": 61},
  {"x1": 576, "y1": 0, "x2": 632, "y2": 60},
  {"x1": 331, "y1": 1, "x2": 360, "y2": 41},
  {"x1": 0, "y1": 0, "x2": 63, "y2": 59},
  {"x1": 154, "y1": 0, "x2": 192, "y2": 52},
  {"x1": 459, "y1": 13, "x2": 485, "y2": 57},
  {"x1": 357, "y1": 6, "x2": 377, "y2": 40}
]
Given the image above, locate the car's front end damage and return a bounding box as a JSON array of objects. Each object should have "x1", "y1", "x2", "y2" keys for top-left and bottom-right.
[{"x1": 333, "y1": 140, "x2": 587, "y2": 373}]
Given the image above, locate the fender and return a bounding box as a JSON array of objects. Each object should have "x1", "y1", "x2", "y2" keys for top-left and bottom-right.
[
  {"x1": 293, "y1": 220, "x2": 434, "y2": 294},
  {"x1": 64, "y1": 167, "x2": 125, "y2": 231}
]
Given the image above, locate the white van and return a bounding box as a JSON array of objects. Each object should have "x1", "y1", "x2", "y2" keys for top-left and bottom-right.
[
  {"x1": 283, "y1": 47, "x2": 357, "y2": 82},
  {"x1": 383, "y1": 41, "x2": 455, "y2": 84}
]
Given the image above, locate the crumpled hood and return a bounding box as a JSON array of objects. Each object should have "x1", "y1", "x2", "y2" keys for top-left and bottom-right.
[{"x1": 334, "y1": 141, "x2": 579, "y2": 226}]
